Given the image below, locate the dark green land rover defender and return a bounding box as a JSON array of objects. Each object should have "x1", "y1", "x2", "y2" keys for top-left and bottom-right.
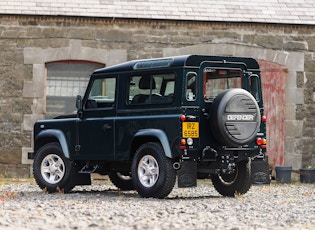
[{"x1": 29, "y1": 55, "x2": 267, "y2": 198}]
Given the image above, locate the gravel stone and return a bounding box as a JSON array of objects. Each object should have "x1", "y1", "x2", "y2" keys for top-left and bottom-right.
[{"x1": 0, "y1": 179, "x2": 314, "y2": 230}]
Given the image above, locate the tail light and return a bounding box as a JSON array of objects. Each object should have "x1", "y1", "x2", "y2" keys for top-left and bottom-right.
[
  {"x1": 256, "y1": 137, "x2": 267, "y2": 149},
  {"x1": 181, "y1": 139, "x2": 186, "y2": 145}
]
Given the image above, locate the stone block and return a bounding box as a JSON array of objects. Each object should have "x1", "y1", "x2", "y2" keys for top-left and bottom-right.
[
  {"x1": 273, "y1": 51, "x2": 289, "y2": 66},
  {"x1": 295, "y1": 104, "x2": 304, "y2": 120},
  {"x1": 285, "y1": 137, "x2": 295, "y2": 155},
  {"x1": 102, "y1": 49, "x2": 127, "y2": 66},
  {"x1": 283, "y1": 41, "x2": 307, "y2": 51},
  {"x1": 32, "y1": 98, "x2": 45, "y2": 114},
  {"x1": 0, "y1": 148, "x2": 21, "y2": 164},
  {"x1": 284, "y1": 153, "x2": 302, "y2": 169},
  {"x1": 254, "y1": 35, "x2": 284, "y2": 50},
  {"x1": 23, "y1": 47, "x2": 43, "y2": 64},
  {"x1": 304, "y1": 88, "x2": 314, "y2": 104},
  {"x1": 285, "y1": 51, "x2": 304, "y2": 71},
  {"x1": 285, "y1": 104, "x2": 296, "y2": 120},
  {"x1": 285, "y1": 120, "x2": 303, "y2": 138},
  {"x1": 296, "y1": 71, "x2": 305, "y2": 88},
  {"x1": 163, "y1": 47, "x2": 182, "y2": 57},
  {"x1": 43, "y1": 47, "x2": 71, "y2": 63},
  {"x1": 306, "y1": 37, "x2": 315, "y2": 52},
  {"x1": 296, "y1": 88, "x2": 304, "y2": 105},
  {"x1": 0, "y1": 163, "x2": 30, "y2": 178},
  {"x1": 305, "y1": 59, "x2": 315, "y2": 72},
  {"x1": 286, "y1": 87, "x2": 304, "y2": 105},
  {"x1": 23, "y1": 114, "x2": 44, "y2": 131},
  {"x1": 22, "y1": 80, "x2": 35, "y2": 98},
  {"x1": 22, "y1": 147, "x2": 33, "y2": 165},
  {"x1": 285, "y1": 71, "x2": 297, "y2": 88},
  {"x1": 284, "y1": 153, "x2": 302, "y2": 181},
  {"x1": 264, "y1": 49, "x2": 278, "y2": 64}
]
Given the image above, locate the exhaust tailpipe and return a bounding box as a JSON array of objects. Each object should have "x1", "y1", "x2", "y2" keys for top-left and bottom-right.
[{"x1": 173, "y1": 162, "x2": 181, "y2": 170}]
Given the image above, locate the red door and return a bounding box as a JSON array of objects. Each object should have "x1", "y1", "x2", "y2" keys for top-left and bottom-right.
[{"x1": 258, "y1": 60, "x2": 287, "y2": 167}]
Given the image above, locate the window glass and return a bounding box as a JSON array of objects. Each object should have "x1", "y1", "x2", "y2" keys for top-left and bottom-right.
[
  {"x1": 186, "y1": 72, "x2": 197, "y2": 101},
  {"x1": 85, "y1": 78, "x2": 116, "y2": 109},
  {"x1": 249, "y1": 74, "x2": 260, "y2": 101},
  {"x1": 204, "y1": 68, "x2": 241, "y2": 101},
  {"x1": 128, "y1": 73, "x2": 175, "y2": 105},
  {"x1": 46, "y1": 61, "x2": 104, "y2": 118}
]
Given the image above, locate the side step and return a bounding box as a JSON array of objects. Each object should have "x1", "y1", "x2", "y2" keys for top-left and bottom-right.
[{"x1": 79, "y1": 164, "x2": 99, "y2": 174}]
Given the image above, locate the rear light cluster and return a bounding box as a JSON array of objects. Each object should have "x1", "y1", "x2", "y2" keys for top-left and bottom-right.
[
  {"x1": 256, "y1": 115, "x2": 267, "y2": 149},
  {"x1": 180, "y1": 138, "x2": 194, "y2": 149},
  {"x1": 256, "y1": 137, "x2": 267, "y2": 148},
  {"x1": 180, "y1": 114, "x2": 186, "y2": 121},
  {"x1": 180, "y1": 114, "x2": 194, "y2": 149}
]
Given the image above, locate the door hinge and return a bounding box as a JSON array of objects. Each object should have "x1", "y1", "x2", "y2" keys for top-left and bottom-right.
[{"x1": 75, "y1": 145, "x2": 81, "y2": 152}]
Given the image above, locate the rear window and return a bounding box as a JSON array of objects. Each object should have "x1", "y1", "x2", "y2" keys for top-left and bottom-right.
[{"x1": 204, "y1": 68, "x2": 241, "y2": 101}]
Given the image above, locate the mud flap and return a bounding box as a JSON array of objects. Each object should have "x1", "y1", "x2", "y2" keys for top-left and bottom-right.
[
  {"x1": 251, "y1": 156, "x2": 271, "y2": 185},
  {"x1": 177, "y1": 161, "x2": 197, "y2": 188}
]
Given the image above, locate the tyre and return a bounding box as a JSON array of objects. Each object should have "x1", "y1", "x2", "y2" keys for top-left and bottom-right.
[
  {"x1": 210, "y1": 88, "x2": 261, "y2": 147},
  {"x1": 108, "y1": 171, "x2": 134, "y2": 191},
  {"x1": 33, "y1": 142, "x2": 74, "y2": 193},
  {"x1": 211, "y1": 160, "x2": 252, "y2": 197},
  {"x1": 131, "y1": 142, "x2": 176, "y2": 198}
]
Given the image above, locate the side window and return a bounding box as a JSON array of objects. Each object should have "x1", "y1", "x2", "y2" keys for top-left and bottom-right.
[
  {"x1": 249, "y1": 74, "x2": 260, "y2": 101},
  {"x1": 128, "y1": 73, "x2": 175, "y2": 105},
  {"x1": 204, "y1": 68, "x2": 241, "y2": 100},
  {"x1": 186, "y1": 72, "x2": 197, "y2": 101},
  {"x1": 85, "y1": 78, "x2": 116, "y2": 109}
]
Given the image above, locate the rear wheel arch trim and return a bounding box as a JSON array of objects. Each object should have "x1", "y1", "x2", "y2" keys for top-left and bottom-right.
[
  {"x1": 35, "y1": 129, "x2": 70, "y2": 158},
  {"x1": 133, "y1": 129, "x2": 173, "y2": 158}
]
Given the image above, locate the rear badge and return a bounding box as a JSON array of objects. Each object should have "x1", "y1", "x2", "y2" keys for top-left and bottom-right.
[{"x1": 227, "y1": 114, "x2": 255, "y2": 121}]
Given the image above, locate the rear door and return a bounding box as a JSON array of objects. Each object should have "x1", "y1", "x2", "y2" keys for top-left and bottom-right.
[{"x1": 199, "y1": 62, "x2": 246, "y2": 147}]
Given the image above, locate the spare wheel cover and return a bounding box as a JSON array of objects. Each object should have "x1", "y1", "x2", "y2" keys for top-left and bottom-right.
[{"x1": 210, "y1": 88, "x2": 261, "y2": 147}]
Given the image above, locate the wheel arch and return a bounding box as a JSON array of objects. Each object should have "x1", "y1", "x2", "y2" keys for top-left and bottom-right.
[
  {"x1": 34, "y1": 129, "x2": 70, "y2": 158},
  {"x1": 131, "y1": 129, "x2": 173, "y2": 159}
]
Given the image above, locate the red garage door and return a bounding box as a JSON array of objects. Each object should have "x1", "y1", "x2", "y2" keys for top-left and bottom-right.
[{"x1": 258, "y1": 60, "x2": 287, "y2": 167}]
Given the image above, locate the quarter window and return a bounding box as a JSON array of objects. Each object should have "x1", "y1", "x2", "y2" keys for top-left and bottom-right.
[
  {"x1": 186, "y1": 72, "x2": 197, "y2": 101},
  {"x1": 249, "y1": 74, "x2": 260, "y2": 101},
  {"x1": 128, "y1": 74, "x2": 175, "y2": 105}
]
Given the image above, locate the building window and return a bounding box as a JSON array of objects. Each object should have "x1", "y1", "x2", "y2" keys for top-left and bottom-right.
[{"x1": 46, "y1": 61, "x2": 104, "y2": 118}]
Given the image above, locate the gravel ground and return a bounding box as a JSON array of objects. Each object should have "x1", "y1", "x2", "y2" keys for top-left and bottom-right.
[{"x1": 0, "y1": 178, "x2": 314, "y2": 230}]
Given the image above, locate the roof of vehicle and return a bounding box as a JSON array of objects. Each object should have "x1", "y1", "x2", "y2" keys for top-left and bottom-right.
[{"x1": 92, "y1": 55, "x2": 260, "y2": 75}]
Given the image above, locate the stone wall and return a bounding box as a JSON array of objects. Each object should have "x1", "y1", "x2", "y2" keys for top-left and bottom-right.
[{"x1": 0, "y1": 15, "x2": 314, "y2": 177}]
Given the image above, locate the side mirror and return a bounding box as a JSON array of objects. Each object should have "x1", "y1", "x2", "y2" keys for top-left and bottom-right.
[
  {"x1": 76, "y1": 95, "x2": 82, "y2": 110},
  {"x1": 76, "y1": 95, "x2": 83, "y2": 118}
]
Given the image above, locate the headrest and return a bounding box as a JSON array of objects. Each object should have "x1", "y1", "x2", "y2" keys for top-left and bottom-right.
[{"x1": 139, "y1": 76, "x2": 156, "y2": 89}]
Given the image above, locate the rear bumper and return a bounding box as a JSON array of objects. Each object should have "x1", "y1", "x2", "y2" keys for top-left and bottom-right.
[{"x1": 233, "y1": 148, "x2": 261, "y2": 160}]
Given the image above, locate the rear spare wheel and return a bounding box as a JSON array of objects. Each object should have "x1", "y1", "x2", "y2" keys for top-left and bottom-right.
[{"x1": 210, "y1": 88, "x2": 261, "y2": 147}]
